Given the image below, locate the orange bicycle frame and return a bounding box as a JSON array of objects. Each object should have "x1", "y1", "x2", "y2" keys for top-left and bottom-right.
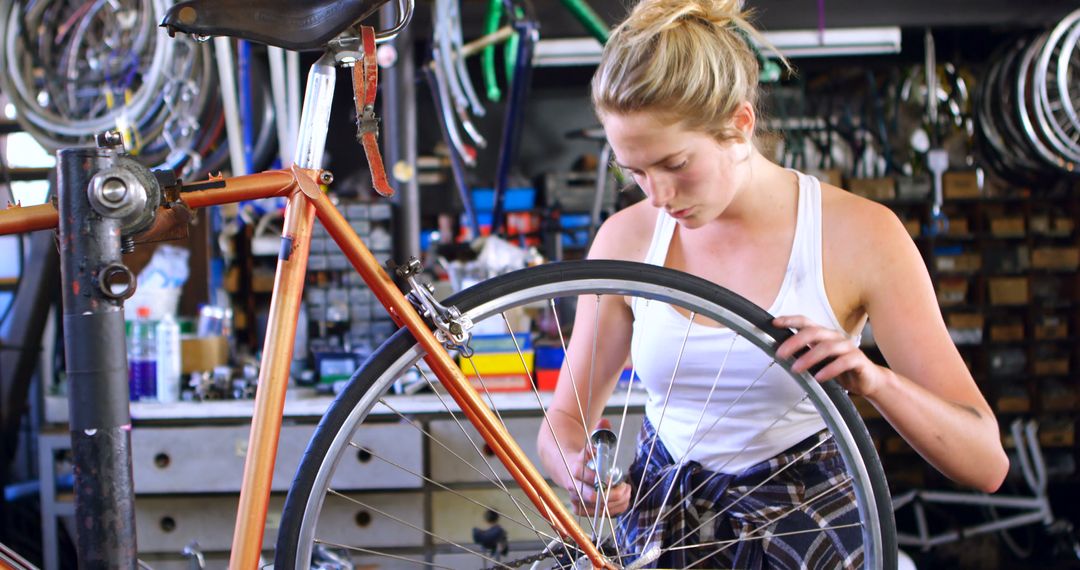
[{"x1": 0, "y1": 165, "x2": 611, "y2": 569}]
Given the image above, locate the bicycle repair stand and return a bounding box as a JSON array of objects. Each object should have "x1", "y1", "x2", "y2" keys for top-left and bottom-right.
[{"x1": 55, "y1": 131, "x2": 171, "y2": 568}]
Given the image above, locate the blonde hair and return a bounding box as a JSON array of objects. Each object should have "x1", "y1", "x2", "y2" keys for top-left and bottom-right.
[{"x1": 591, "y1": 0, "x2": 782, "y2": 144}]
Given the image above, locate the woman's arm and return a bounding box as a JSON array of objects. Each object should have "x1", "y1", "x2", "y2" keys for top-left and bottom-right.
[
  {"x1": 537, "y1": 290, "x2": 633, "y2": 489},
  {"x1": 537, "y1": 212, "x2": 643, "y2": 511},
  {"x1": 776, "y1": 200, "x2": 1008, "y2": 493}
]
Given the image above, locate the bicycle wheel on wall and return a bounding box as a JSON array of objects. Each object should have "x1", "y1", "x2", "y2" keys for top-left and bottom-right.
[{"x1": 275, "y1": 260, "x2": 896, "y2": 569}]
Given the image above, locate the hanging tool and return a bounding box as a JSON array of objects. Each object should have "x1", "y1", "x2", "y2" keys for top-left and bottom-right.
[
  {"x1": 444, "y1": 0, "x2": 487, "y2": 118},
  {"x1": 559, "y1": 0, "x2": 610, "y2": 44},
  {"x1": 429, "y1": 47, "x2": 479, "y2": 168},
  {"x1": 924, "y1": 29, "x2": 949, "y2": 236},
  {"x1": 482, "y1": 0, "x2": 505, "y2": 102},
  {"x1": 433, "y1": 0, "x2": 487, "y2": 148},
  {"x1": 490, "y1": 7, "x2": 539, "y2": 236},
  {"x1": 424, "y1": 66, "x2": 481, "y2": 238}
]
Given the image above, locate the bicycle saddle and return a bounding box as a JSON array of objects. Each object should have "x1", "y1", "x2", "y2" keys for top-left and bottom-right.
[{"x1": 161, "y1": 0, "x2": 390, "y2": 51}]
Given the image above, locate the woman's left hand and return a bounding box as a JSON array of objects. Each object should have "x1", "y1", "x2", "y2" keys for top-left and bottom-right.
[{"x1": 772, "y1": 315, "x2": 888, "y2": 398}]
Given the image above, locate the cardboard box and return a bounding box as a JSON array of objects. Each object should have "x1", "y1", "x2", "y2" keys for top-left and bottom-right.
[
  {"x1": 902, "y1": 218, "x2": 921, "y2": 238},
  {"x1": 1041, "y1": 382, "x2": 1077, "y2": 412},
  {"x1": 536, "y1": 369, "x2": 559, "y2": 391},
  {"x1": 465, "y1": 373, "x2": 532, "y2": 392},
  {"x1": 943, "y1": 171, "x2": 981, "y2": 198},
  {"x1": 990, "y1": 217, "x2": 1026, "y2": 237},
  {"x1": 988, "y1": 277, "x2": 1029, "y2": 305},
  {"x1": 989, "y1": 323, "x2": 1025, "y2": 342},
  {"x1": 996, "y1": 389, "x2": 1031, "y2": 413},
  {"x1": 1031, "y1": 215, "x2": 1075, "y2": 236},
  {"x1": 847, "y1": 177, "x2": 896, "y2": 201},
  {"x1": 459, "y1": 351, "x2": 534, "y2": 375},
  {"x1": 1035, "y1": 316, "x2": 1068, "y2": 340},
  {"x1": 1034, "y1": 358, "x2": 1069, "y2": 376},
  {"x1": 180, "y1": 336, "x2": 229, "y2": 374},
  {"x1": 936, "y1": 277, "x2": 969, "y2": 305},
  {"x1": 814, "y1": 168, "x2": 844, "y2": 188},
  {"x1": 947, "y1": 313, "x2": 985, "y2": 329},
  {"x1": 895, "y1": 174, "x2": 931, "y2": 200},
  {"x1": 1039, "y1": 421, "x2": 1075, "y2": 448},
  {"x1": 946, "y1": 217, "x2": 970, "y2": 237},
  {"x1": 468, "y1": 333, "x2": 532, "y2": 353},
  {"x1": 935, "y1": 253, "x2": 981, "y2": 273},
  {"x1": 1032, "y1": 247, "x2": 1080, "y2": 270}
]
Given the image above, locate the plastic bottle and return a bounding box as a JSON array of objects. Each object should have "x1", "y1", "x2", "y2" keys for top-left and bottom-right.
[
  {"x1": 128, "y1": 306, "x2": 158, "y2": 402},
  {"x1": 156, "y1": 313, "x2": 181, "y2": 403}
]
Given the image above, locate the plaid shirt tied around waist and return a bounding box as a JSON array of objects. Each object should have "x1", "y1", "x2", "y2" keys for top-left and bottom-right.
[{"x1": 613, "y1": 417, "x2": 865, "y2": 569}]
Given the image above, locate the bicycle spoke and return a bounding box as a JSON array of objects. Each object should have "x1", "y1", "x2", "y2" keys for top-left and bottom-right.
[
  {"x1": 623, "y1": 361, "x2": 777, "y2": 520},
  {"x1": 408, "y1": 371, "x2": 561, "y2": 553},
  {"x1": 685, "y1": 478, "x2": 858, "y2": 567},
  {"x1": 637, "y1": 393, "x2": 812, "y2": 555},
  {"x1": 677, "y1": 522, "x2": 864, "y2": 568},
  {"x1": 667, "y1": 435, "x2": 833, "y2": 551},
  {"x1": 550, "y1": 294, "x2": 625, "y2": 564},
  {"x1": 337, "y1": 441, "x2": 562, "y2": 545},
  {"x1": 631, "y1": 302, "x2": 695, "y2": 517}
]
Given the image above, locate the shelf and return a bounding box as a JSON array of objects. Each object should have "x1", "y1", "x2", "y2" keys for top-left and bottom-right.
[
  {"x1": 942, "y1": 194, "x2": 1033, "y2": 203},
  {"x1": 984, "y1": 337, "x2": 1077, "y2": 347},
  {"x1": 44, "y1": 390, "x2": 651, "y2": 425},
  {"x1": 922, "y1": 232, "x2": 1079, "y2": 242}
]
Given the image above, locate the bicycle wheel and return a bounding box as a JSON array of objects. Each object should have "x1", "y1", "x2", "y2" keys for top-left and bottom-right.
[{"x1": 275, "y1": 260, "x2": 896, "y2": 569}]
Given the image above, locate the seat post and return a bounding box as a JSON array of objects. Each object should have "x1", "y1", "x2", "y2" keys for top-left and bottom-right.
[{"x1": 293, "y1": 53, "x2": 338, "y2": 169}]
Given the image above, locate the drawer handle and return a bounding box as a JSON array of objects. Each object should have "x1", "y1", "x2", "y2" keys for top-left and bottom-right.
[
  {"x1": 160, "y1": 516, "x2": 176, "y2": 533},
  {"x1": 356, "y1": 448, "x2": 373, "y2": 464},
  {"x1": 355, "y1": 510, "x2": 372, "y2": 528},
  {"x1": 154, "y1": 453, "x2": 171, "y2": 469}
]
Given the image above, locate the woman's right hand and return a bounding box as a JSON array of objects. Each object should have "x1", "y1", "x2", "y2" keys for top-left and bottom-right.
[{"x1": 562, "y1": 419, "x2": 633, "y2": 516}]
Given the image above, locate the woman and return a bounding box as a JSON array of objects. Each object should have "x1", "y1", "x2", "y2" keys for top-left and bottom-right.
[{"x1": 536, "y1": 0, "x2": 1009, "y2": 567}]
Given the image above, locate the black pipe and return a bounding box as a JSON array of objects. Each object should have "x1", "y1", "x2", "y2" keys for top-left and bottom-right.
[
  {"x1": 490, "y1": 19, "x2": 538, "y2": 236},
  {"x1": 56, "y1": 147, "x2": 138, "y2": 569}
]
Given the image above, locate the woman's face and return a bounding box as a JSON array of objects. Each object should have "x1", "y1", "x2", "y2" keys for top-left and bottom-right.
[{"x1": 602, "y1": 110, "x2": 751, "y2": 228}]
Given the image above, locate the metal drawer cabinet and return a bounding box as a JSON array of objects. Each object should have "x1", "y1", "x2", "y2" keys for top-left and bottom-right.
[
  {"x1": 431, "y1": 486, "x2": 573, "y2": 544},
  {"x1": 136, "y1": 491, "x2": 426, "y2": 554},
  {"x1": 130, "y1": 421, "x2": 424, "y2": 493},
  {"x1": 135, "y1": 494, "x2": 284, "y2": 553}
]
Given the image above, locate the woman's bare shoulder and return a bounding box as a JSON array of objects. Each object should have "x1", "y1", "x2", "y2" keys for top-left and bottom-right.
[
  {"x1": 588, "y1": 200, "x2": 658, "y2": 262},
  {"x1": 819, "y1": 181, "x2": 909, "y2": 247}
]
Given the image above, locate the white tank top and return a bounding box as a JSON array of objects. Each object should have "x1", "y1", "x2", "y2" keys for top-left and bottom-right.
[{"x1": 629, "y1": 170, "x2": 860, "y2": 473}]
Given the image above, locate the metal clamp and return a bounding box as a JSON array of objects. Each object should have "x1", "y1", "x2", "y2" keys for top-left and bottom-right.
[
  {"x1": 396, "y1": 257, "x2": 474, "y2": 353},
  {"x1": 357, "y1": 105, "x2": 380, "y2": 137},
  {"x1": 97, "y1": 263, "x2": 136, "y2": 300},
  {"x1": 87, "y1": 168, "x2": 146, "y2": 221}
]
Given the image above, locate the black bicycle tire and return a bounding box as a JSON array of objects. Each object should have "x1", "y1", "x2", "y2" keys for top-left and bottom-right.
[{"x1": 275, "y1": 260, "x2": 897, "y2": 569}]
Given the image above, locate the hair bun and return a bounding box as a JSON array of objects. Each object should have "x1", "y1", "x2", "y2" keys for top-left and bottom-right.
[{"x1": 628, "y1": 0, "x2": 747, "y2": 32}]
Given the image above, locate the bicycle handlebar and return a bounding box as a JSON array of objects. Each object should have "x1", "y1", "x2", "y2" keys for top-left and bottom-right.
[{"x1": 0, "y1": 167, "x2": 326, "y2": 237}]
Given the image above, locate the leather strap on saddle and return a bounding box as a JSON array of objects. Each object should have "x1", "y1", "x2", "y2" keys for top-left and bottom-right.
[{"x1": 352, "y1": 26, "x2": 394, "y2": 198}]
